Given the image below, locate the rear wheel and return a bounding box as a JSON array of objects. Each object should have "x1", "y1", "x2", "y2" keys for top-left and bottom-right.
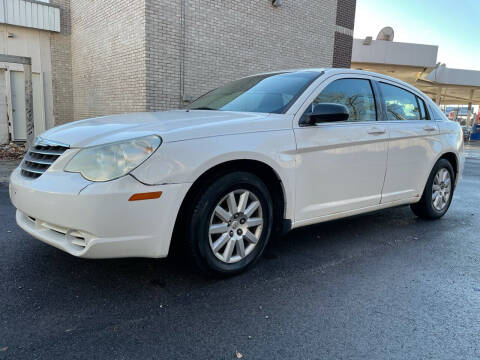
[
  {"x1": 410, "y1": 158, "x2": 455, "y2": 219},
  {"x1": 185, "y1": 171, "x2": 273, "y2": 276}
]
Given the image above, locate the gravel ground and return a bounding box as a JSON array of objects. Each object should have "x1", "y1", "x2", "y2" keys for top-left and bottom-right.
[{"x1": 0, "y1": 143, "x2": 26, "y2": 161}]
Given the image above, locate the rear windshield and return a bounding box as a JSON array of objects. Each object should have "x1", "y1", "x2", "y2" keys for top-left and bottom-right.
[{"x1": 188, "y1": 71, "x2": 321, "y2": 114}]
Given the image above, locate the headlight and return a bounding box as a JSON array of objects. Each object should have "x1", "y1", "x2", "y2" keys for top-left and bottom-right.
[{"x1": 65, "y1": 135, "x2": 162, "y2": 182}]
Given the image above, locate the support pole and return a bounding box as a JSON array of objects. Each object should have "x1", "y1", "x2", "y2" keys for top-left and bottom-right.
[
  {"x1": 466, "y1": 89, "x2": 475, "y2": 142},
  {"x1": 466, "y1": 102, "x2": 472, "y2": 126},
  {"x1": 24, "y1": 63, "x2": 34, "y2": 148},
  {"x1": 436, "y1": 86, "x2": 442, "y2": 105}
]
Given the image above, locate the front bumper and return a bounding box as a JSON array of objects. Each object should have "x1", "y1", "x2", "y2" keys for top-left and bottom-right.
[{"x1": 9, "y1": 167, "x2": 190, "y2": 259}]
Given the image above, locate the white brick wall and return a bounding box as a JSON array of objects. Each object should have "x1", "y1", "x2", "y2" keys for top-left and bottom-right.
[
  {"x1": 49, "y1": 0, "x2": 73, "y2": 125},
  {"x1": 145, "y1": 0, "x2": 183, "y2": 111},
  {"x1": 57, "y1": 0, "x2": 342, "y2": 121},
  {"x1": 70, "y1": 0, "x2": 147, "y2": 120},
  {"x1": 146, "y1": 0, "x2": 337, "y2": 111}
]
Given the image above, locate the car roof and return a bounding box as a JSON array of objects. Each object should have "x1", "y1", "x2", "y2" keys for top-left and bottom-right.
[
  {"x1": 249, "y1": 68, "x2": 424, "y2": 97},
  {"x1": 322, "y1": 68, "x2": 425, "y2": 94}
]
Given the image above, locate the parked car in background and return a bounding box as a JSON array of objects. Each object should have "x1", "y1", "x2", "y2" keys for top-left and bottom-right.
[
  {"x1": 9, "y1": 69, "x2": 465, "y2": 276},
  {"x1": 461, "y1": 125, "x2": 471, "y2": 141}
]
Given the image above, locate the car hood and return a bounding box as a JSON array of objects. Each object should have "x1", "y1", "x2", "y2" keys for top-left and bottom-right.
[{"x1": 40, "y1": 110, "x2": 285, "y2": 147}]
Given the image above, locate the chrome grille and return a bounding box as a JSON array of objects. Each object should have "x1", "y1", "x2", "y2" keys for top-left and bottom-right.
[{"x1": 21, "y1": 140, "x2": 69, "y2": 179}]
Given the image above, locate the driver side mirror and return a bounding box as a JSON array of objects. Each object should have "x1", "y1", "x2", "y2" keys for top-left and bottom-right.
[{"x1": 300, "y1": 103, "x2": 349, "y2": 126}]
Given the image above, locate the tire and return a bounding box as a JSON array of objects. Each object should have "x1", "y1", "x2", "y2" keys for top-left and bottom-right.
[
  {"x1": 185, "y1": 171, "x2": 273, "y2": 276},
  {"x1": 410, "y1": 158, "x2": 455, "y2": 220}
]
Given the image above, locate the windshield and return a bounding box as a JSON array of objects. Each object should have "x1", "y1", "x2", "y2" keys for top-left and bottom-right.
[{"x1": 188, "y1": 71, "x2": 321, "y2": 114}]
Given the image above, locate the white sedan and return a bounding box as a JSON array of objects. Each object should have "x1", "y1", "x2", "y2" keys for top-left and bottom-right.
[{"x1": 9, "y1": 69, "x2": 464, "y2": 275}]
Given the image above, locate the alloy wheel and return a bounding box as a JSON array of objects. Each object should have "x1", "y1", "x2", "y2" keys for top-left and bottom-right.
[
  {"x1": 208, "y1": 189, "x2": 264, "y2": 264},
  {"x1": 432, "y1": 168, "x2": 452, "y2": 212}
]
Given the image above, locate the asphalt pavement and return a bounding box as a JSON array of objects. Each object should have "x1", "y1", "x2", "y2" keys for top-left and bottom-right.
[{"x1": 1, "y1": 145, "x2": 480, "y2": 359}]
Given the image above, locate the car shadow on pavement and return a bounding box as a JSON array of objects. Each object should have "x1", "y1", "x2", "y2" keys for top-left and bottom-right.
[
  {"x1": 11, "y1": 204, "x2": 423, "y2": 295},
  {"x1": 2, "y1": 171, "x2": 458, "y2": 304}
]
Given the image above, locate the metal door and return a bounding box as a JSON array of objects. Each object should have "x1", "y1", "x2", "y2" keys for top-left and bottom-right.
[{"x1": 10, "y1": 71, "x2": 45, "y2": 141}]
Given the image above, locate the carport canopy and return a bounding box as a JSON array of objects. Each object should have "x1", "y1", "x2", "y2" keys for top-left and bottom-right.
[
  {"x1": 417, "y1": 66, "x2": 480, "y2": 106},
  {"x1": 351, "y1": 38, "x2": 480, "y2": 106}
]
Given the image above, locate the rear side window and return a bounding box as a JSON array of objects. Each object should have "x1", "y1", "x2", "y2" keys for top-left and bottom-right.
[
  {"x1": 416, "y1": 96, "x2": 429, "y2": 120},
  {"x1": 379, "y1": 82, "x2": 423, "y2": 120},
  {"x1": 429, "y1": 103, "x2": 449, "y2": 121},
  {"x1": 304, "y1": 78, "x2": 377, "y2": 122}
]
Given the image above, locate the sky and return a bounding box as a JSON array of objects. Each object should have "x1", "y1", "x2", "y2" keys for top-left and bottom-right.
[{"x1": 354, "y1": 0, "x2": 480, "y2": 70}]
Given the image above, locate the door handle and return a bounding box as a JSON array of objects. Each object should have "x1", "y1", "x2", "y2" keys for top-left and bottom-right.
[
  {"x1": 367, "y1": 127, "x2": 386, "y2": 135},
  {"x1": 423, "y1": 125, "x2": 437, "y2": 132}
]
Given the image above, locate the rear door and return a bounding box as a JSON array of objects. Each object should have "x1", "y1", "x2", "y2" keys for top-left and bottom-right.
[
  {"x1": 375, "y1": 79, "x2": 440, "y2": 203},
  {"x1": 293, "y1": 75, "x2": 389, "y2": 223}
]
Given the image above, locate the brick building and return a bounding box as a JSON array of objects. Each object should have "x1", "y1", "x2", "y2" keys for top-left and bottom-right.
[{"x1": 0, "y1": 0, "x2": 356, "y2": 143}]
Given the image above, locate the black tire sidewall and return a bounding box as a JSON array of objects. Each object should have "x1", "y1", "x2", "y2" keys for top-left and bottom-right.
[
  {"x1": 419, "y1": 159, "x2": 455, "y2": 218},
  {"x1": 188, "y1": 172, "x2": 273, "y2": 275}
]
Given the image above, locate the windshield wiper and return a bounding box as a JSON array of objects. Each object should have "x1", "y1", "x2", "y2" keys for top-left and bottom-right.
[{"x1": 190, "y1": 107, "x2": 218, "y2": 111}]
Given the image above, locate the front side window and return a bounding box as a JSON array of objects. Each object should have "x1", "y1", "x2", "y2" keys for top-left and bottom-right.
[
  {"x1": 188, "y1": 71, "x2": 321, "y2": 114},
  {"x1": 303, "y1": 78, "x2": 377, "y2": 122},
  {"x1": 379, "y1": 83, "x2": 422, "y2": 120}
]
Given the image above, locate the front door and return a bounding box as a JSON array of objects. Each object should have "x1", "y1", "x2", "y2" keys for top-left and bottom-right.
[{"x1": 294, "y1": 76, "x2": 388, "y2": 223}]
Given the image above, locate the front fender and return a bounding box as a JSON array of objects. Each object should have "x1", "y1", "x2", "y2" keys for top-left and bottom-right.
[{"x1": 131, "y1": 130, "x2": 297, "y2": 219}]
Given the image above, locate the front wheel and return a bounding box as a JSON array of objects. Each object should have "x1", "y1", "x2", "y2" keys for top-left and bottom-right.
[
  {"x1": 411, "y1": 158, "x2": 455, "y2": 219},
  {"x1": 185, "y1": 171, "x2": 273, "y2": 276}
]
